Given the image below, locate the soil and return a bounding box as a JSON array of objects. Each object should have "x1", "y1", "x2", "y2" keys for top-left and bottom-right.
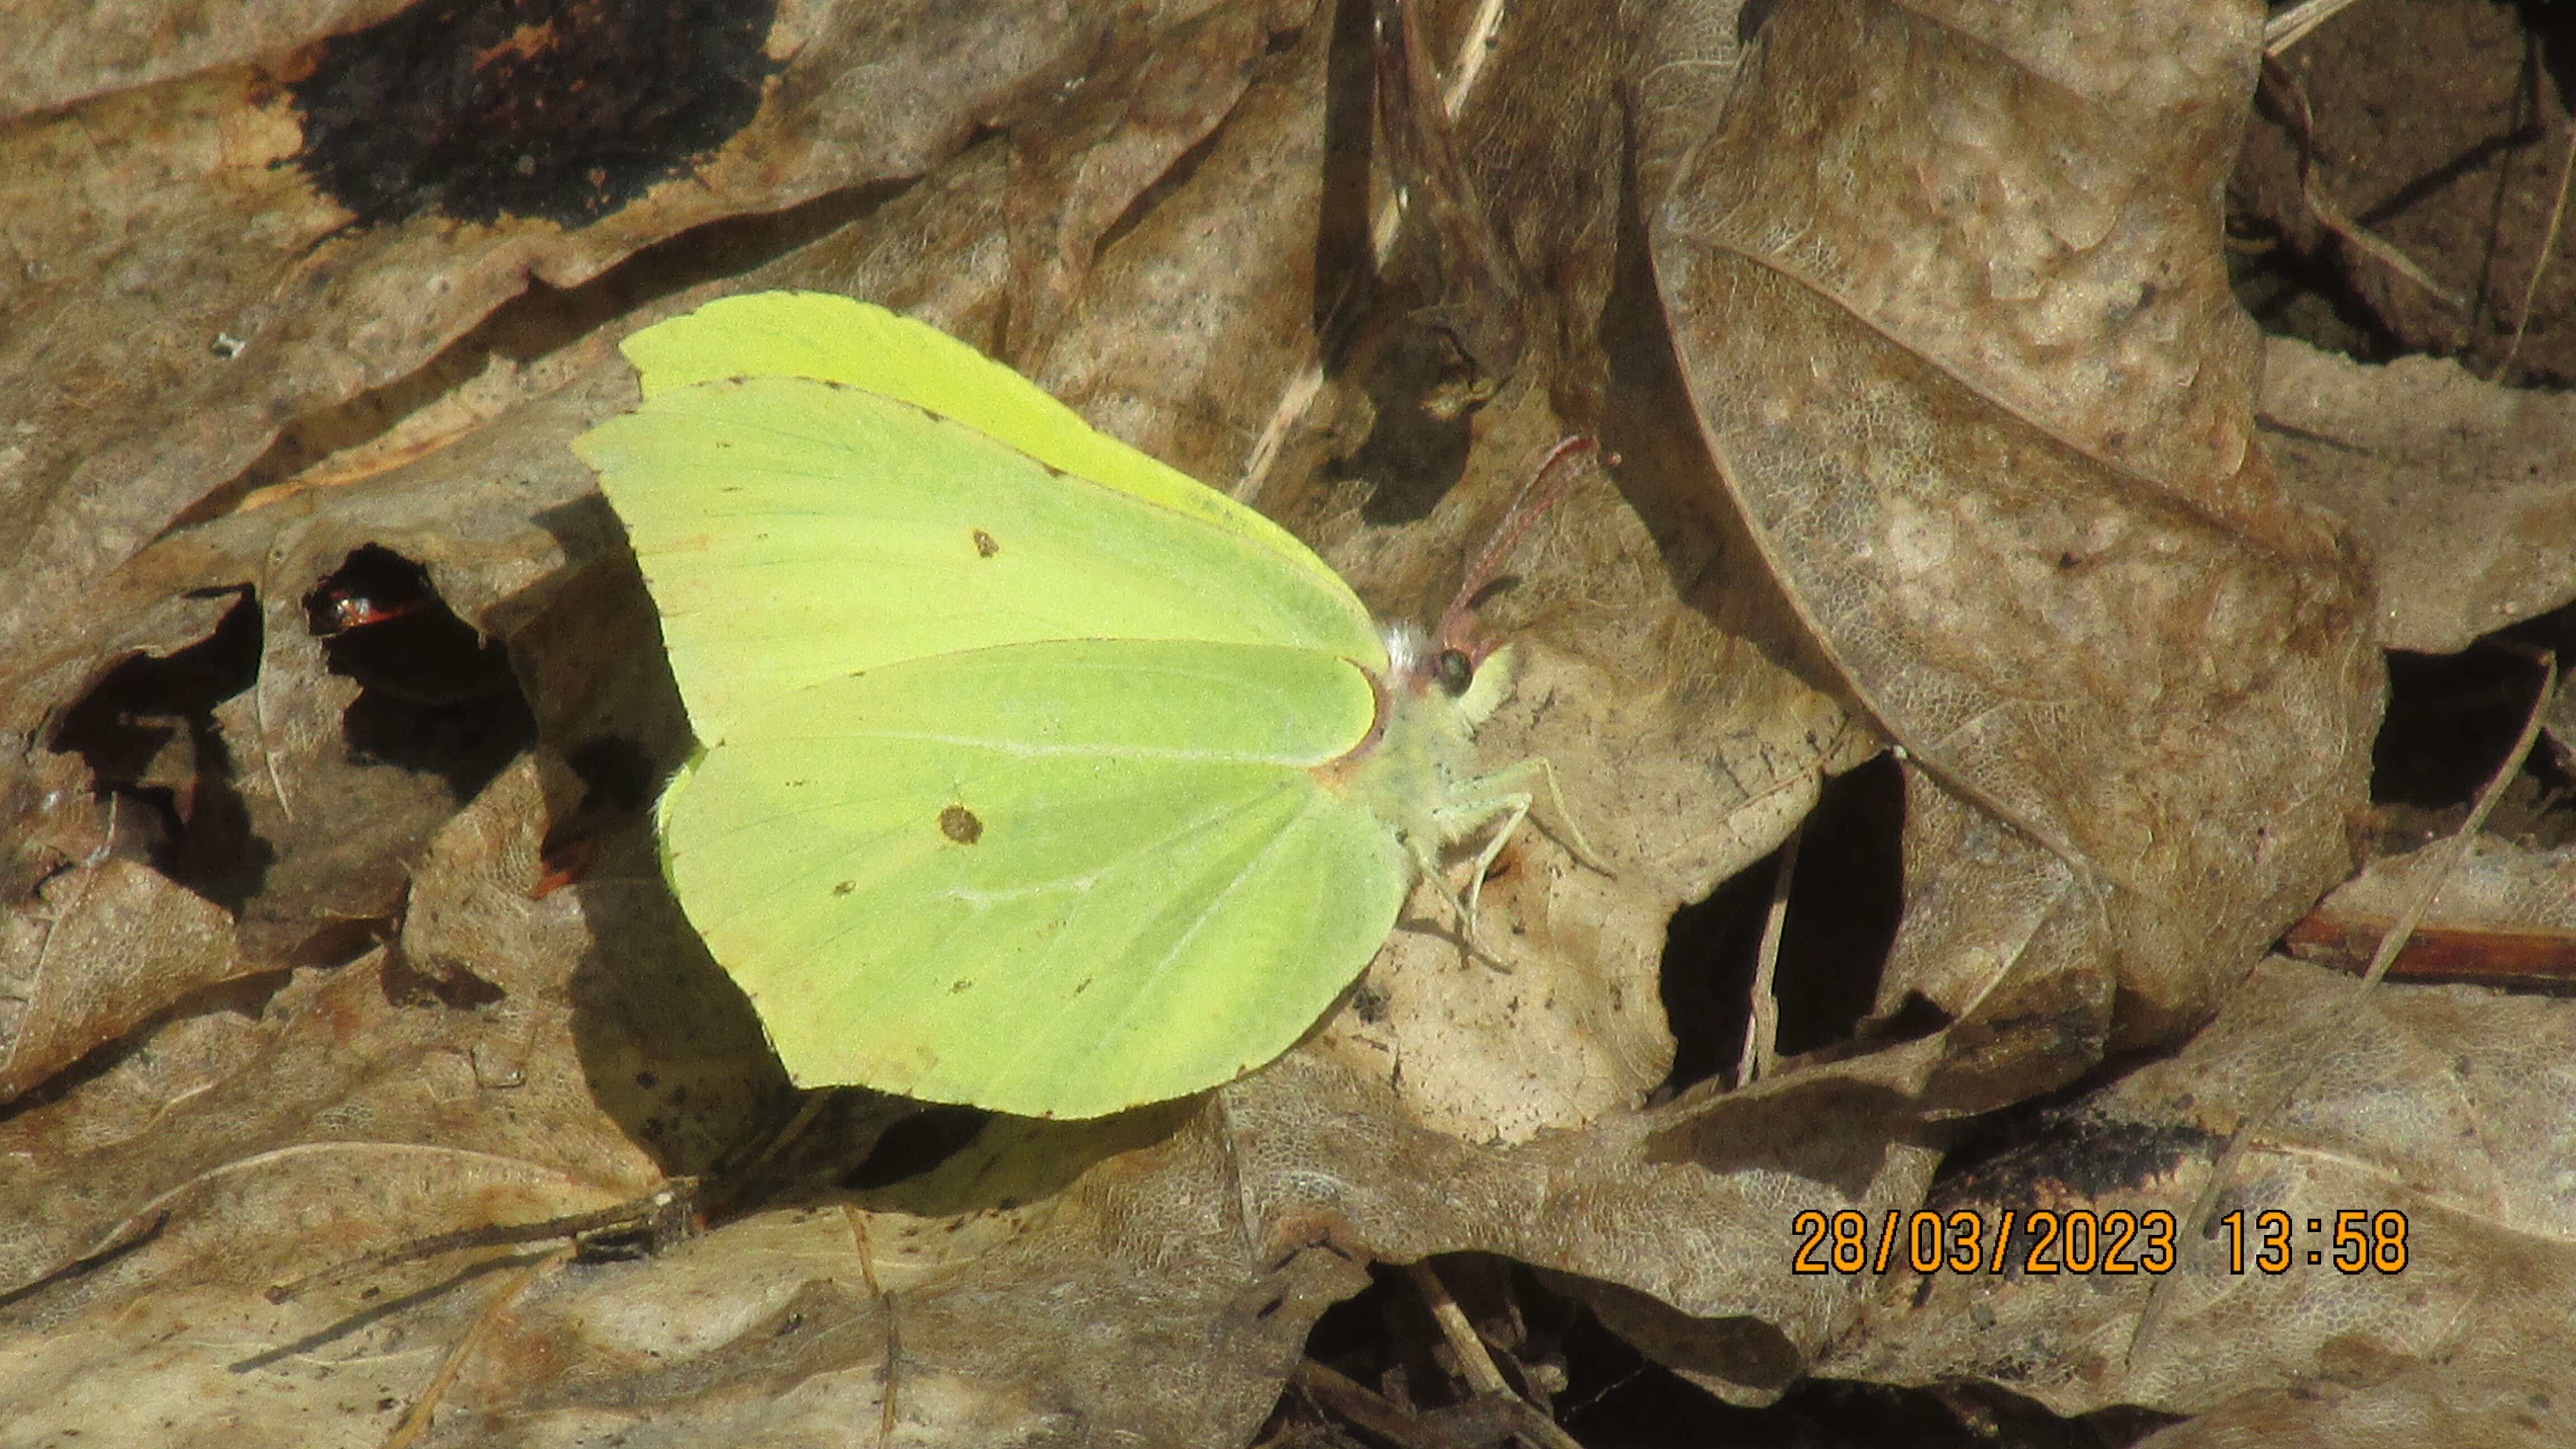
[{"x1": 2231, "y1": 0, "x2": 2576, "y2": 385}]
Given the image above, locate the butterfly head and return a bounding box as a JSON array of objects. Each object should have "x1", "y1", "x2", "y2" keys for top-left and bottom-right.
[{"x1": 1380, "y1": 621, "x2": 1514, "y2": 727}]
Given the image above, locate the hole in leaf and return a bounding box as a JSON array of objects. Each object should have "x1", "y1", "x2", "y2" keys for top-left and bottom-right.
[
  {"x1": 307, "y1": 547, "x2": 534, "y2": 803},
  {"x1": 564, "y1": 736, "x2": 657, "y2": 815},
  {"x1": 1271, "y1": 1254, "x2": 2180, "y2": 1444},
  {"x1": 1655, "y1": 752, "x2": 1906, "y2": 1096},
  {"x1": 2370, "y1": 611, "x2": 2576, "y2": 854},
  {"x1": 48, "y1": 588, "x2": 273, "y2": 913}
]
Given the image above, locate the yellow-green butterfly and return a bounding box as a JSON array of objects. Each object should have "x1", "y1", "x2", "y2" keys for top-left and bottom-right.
[{"x1": 573, "y1": 291, "x2": 1550, "y2": 1119}]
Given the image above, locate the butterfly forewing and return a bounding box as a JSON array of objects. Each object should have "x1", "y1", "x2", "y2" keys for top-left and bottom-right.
[{"x1": 578, "y1": 376, "x2": 1385, "y2": 747}]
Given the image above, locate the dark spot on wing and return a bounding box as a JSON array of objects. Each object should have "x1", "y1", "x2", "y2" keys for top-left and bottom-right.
[
  {"x1": 950, "y1": 978, "x2": 973, "y2": 994},
  {"x1": 971, "y1": 528, "x2": 1000, "y2": 557},
  {"x1": 939, "y1": 805, "x2": 983, "y2": 844},
  {"x1": 831, "y1": 880, "x2": 854, "y2": 896}
]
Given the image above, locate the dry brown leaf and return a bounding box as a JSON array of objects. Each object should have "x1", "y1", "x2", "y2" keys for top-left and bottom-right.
[
  {"x1": 0, "y1": 856, "x2": 238, "y2": 1105},
  {"x1": 1001, "y1": 1, "x2": 1299, "y2": 368},
  {"x1": 2129, "y1": 1361, "x2": 2576, "y2": 1449},
  {"x1": 3, "y1": 0, "x2": 2505, "y2": 1441},
  {"x1": 8, "y1": 0, "x2": 413, "y2": 116},
  {"x1": 1649, "y1": 0, "x2": 2383, "y2": 1110},
  {"x1": 0, "y1": 758, "x2": 700, "y2": 1290},
  {"x1": 1, "y1": 1143, "x2": 636, "y2": 1445}
]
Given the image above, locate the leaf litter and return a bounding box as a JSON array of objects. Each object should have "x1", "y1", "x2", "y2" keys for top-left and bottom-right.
[{"x1": 4, "y1": 0, "x2": 2576, "y2": 1443}]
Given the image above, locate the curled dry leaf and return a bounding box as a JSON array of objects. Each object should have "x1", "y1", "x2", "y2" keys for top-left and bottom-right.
[
  {"x1": 2261, "y1": 337, "x2": 2576, "y2": 653},
  {"x1": 1821, "y1": 958, "x2": 2576, "y2": 1429},
  {"x1": 0, "y1": 757, "x2": 708, "y2": 1283},
  {"x1": 1, "y1": 1143, "x2": 636, "y2": 1445},
  {"x1": 1, "y1": 850, "x2": 239, "y2": 1098},
  {"x1": 1, "y1": 662, "x2": 249, "y2": 1106},
  {"x1": 0, "y1": 856, "x2": 238, "y2": 1106},
  {"x1": 1649, "y1": 0, "x2": 2383, "y2": 1106}
]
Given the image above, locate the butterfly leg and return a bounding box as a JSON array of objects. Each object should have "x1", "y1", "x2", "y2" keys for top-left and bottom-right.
[
  {"x1": 1415, "y1": 766, "x2": 1533, "y2": 969},
  {"x1": 1459, "y1": 788, "x2": 1531, "y2": 941},
  {"x1": 1403, "y1": 833, "x2": 1513, "y2": 970},
  {"x1": 1516, "y1": 754, "x2": 1607, "y2": 873}
]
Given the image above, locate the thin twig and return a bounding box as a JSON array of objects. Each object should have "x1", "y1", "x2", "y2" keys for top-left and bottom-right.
[
  {"x1": 382, "y1": 1251, "x2": 560, "y2": 1449},
  {"x1": 2263, "y1": 54, "x2": 2467, "y2": 311},
  {"x1": 2497, "y1": 80, "x2": 2576, "y2": 380},
  {"x1": 266, "y1": 1183, "x2": 690, "y2": 1303},
  {"x1": 844, "y1": 1207, "x2": 901, "y2": 1449},
  {"x1": 1737, "y1": 822, "x2": 1804, "y2": 1087},
  {"x1": 1404, "y1": 1261, "x2": 1589, "y2": 1449},
  {"x1": 2264, "y1": 0, "x2": 2369, "y2": 56},
  {"x1": 1407, "y1": 1260, "x2": 1512, "y2": 1396},
  {"x1": 1292, "y1": 1359, "x2": 1478, "y2": 1449}
]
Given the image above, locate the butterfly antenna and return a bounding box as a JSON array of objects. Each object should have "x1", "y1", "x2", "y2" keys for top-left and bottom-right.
[{"x1": 1436, "y1": 434, "x2": 1608, "y2": 658}]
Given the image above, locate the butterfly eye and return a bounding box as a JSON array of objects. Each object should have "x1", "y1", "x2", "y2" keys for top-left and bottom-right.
[{"x1": 1434, "y1": 647, "x2": 1475, "y2": 696}]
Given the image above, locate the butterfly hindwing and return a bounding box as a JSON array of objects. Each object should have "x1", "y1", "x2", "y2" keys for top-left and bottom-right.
[{"x1": 662, "y1": 637, "x2": 1406, "y2": 1118}]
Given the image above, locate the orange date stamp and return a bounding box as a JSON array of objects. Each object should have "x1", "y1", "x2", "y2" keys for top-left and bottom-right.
[
  {"x1": 1789, "y1": 1208, "x2": 2412, "y2": 1276},
  {"x1": 1791, "y1": 1208, "x2": 2178, "y2": 1276}
]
